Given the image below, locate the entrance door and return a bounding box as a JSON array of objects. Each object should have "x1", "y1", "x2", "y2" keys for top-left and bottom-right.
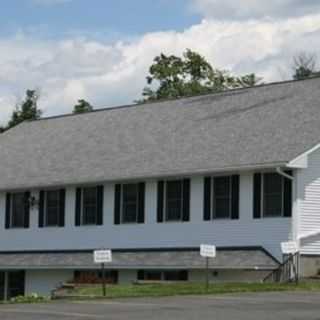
[
  {"x1": 0, "y1": 272, "x2": 5, "y2": 300},
  {"x1": 7, "y1": 271, "x2": 25, "y2": 299}
]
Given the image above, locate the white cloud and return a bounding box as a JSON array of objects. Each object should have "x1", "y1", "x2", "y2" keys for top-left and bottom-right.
[
  {"x1": 0, "y1": 14, "x2": 320, "y2": 124},
  {"x1": 191, "y1": 0, "x2": 320, "y2": 20}
]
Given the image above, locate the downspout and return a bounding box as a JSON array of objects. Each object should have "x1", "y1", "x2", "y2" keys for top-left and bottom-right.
[
  {"x1": 276, "y1": 168, "x2": 295, "y2": 243},
  {"x1": 276, "y1": 167, "x2": 293, "y2": 180},
  {"x1": 277, "y1": 167, "x2": 300, "y2": 278}
]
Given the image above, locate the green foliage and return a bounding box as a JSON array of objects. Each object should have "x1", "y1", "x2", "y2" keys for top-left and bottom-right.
[
  {"x1": 9, "y1": 293, "x2": 49, "y2": 304},
  {"x1": 73, "y1": 99, "x2": 93, "y2": 114},
  {"x1": 140, "y1": 49, "x2": 260, "y2": 102},
  {"x1": 292, "y1": 52, "x2": 319, "y2": 80},
  {"x1": 7, "y1": 90, "x2": 42, "y2": 130}
]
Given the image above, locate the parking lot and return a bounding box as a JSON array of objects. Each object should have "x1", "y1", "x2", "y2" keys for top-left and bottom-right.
[{"x1": 0, "y1": 291, "x2": 320, "y2": 320}]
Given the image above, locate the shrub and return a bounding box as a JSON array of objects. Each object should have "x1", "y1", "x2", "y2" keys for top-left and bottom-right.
[{"x1": 9, "y1": 293, "x2": 49, "y2": 304}]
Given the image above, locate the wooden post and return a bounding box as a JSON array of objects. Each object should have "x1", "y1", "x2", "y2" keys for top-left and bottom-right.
[
  {"x1": 101, "y1": 263, "x2": 106, "y2": 297},
  {"x1": 205, "y1": 257, "x2": 209, "y2": 292}
]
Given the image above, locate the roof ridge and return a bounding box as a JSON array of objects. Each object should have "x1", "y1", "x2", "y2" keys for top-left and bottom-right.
[{"x1": 28, "y1": 76, "x2": 320, "y2": 123}]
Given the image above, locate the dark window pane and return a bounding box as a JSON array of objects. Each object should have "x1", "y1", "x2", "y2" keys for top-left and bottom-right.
[
  {"x1": 47, "y1": 207, "x2": 59, "y2": 226},
  {"x1": 7, "y1": 271, "x2": 25, "y2": 299},
  {"x1": 83, "y1": 187, "x2": 97, "y2": 205},
  {"x1": 214, "y1": 177, "x2": 230, "y2": 196},
  {"x1": 11, "y1": 193, "x2": 25, "y2": 228},
  {"x1": 47, "y1": 190, "x2": 59, "y2": 207},
  {"x1": 122, "y1": 184, "x2": 138, "y2": 223},
  {"x1": 0, "y1": 272, "x2": 4, "y2": 301},
  {"x1": 166, "y1": 181, "x2": 182, "y2": 221},
  {"x1": 45, "y1": 190, "x2": 60, "y2": 226},
  {"x1": 144, "y1": 271, "x2": 162, "y2": 281},
  {"x1": 264, "y1": 173, "x2": 282, "y2": 193},
  {"x1": 167, "y1": 200, "x2": 182, "y2": 220},
  {"x1": 82, "y1": 187, "x2": 97, "y2": 225},
  {"x1": 83, "y1": 206, "x2": 97, "y2": 225},
  {"x1": 167, "y1": 181, "x2": 182, "y2": 198},
  {"x1": 215, "y1": 199, "x2": 230, "y2": 218},
  {"x1": 213, "y1": 177, "x2": 231, "y2": 219},
  {"x1": 263, "y1": 173, "x2": 283, "y2": 217},
  {"x1": 74, "y1": 270, "x2": 118, "y2": 284},
  {"x1": 164, "y1": 270, "x2": 188, "y2": 281}
]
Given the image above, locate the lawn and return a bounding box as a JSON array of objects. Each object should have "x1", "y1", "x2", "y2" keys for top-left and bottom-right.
[{"x1": 64, "y1": 281, "x2": 320, "y2": 299}]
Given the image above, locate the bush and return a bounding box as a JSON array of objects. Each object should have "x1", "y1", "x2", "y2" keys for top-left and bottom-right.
[{"x1": 9, "y1": 293, "x2": 49, "y2": 304}]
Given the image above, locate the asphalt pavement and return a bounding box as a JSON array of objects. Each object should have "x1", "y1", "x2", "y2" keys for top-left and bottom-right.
[{"x1": 0, "y1": 291, "x2": 319, "y2": 320}]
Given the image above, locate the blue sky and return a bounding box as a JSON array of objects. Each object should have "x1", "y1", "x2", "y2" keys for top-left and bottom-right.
[
  {"x1": 0, "y1": 0, "x2": 319, "y2": 123},
  {"x1": 1, "y1": 0, "x2": 200, "y2": 39}
]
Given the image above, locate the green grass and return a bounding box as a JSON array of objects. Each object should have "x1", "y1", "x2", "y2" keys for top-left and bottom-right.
[{"x1": 66, "y1": 281, "x2": 320, "y2": 299}]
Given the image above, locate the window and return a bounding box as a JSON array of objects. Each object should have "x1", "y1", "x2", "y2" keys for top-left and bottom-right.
[
  {"x1": 213, "y1": 176, "x2": 231, "y2": 219},
  {"x1": 11, "y1": 193, "x2": 27, "y2": 228},
  {"x1": 7, "y1": 271, "x2": 25, "y2": 299},
  {"x1": 157, "y1": 179, "x2": 190, "y2": 223},
  {"x1": 45, "y1": 190, "x2": 60, "y2": 226},
  {"x1": 166, "y1": 180, "x2": 183, "y2": 221},
  {"x1": 203, "y1": 175, "x2": 239, "y2": 221},
  {"x1": 163, "y1": 270, "x2": 188, "y2": 281},
  {"x1": 137, "y1": 270, "x2": 188, "y2": 281},
  {"x1": 0, "y1": 272, "x2": 4, "y2": 301},
  {"x1": 253, "y1": 172, "x2": 292, "y2": 219},
  {"x1": 74, "y1": 270, "x2": 118, "y2": 284},
  {"x1": 75, "y1": 186, "x2": 103, "y2": 226},
  {"x1": 39, "y1": 189, "x2": 65, "y2": 228},
  {"x1": 263, "y1": 173, "x2": 283, "y2": 217},
  {"x1": 82, "y1": 187, "x2": 98, "y2": 225},
  {"x1": 122, "y1": 184, "x2": 139, "y2": 223}
]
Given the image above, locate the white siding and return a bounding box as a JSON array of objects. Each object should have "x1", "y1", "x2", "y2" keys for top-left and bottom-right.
[
  {"x1": 297, "y1": 147, "x2": 320, "y2": 254},
  {"x1": 0, "y1": 172, "x2": 291, "y2": 260}
]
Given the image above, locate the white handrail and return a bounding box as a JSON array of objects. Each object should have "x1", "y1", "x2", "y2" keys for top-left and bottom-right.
[{"x1": 298, "y1": 230, "x2": 320, "y2": 240}]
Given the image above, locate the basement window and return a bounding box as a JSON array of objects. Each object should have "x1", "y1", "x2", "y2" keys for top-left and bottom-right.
[{"x1": 137, "y1": 270, "x2": 188, "y2": 281}]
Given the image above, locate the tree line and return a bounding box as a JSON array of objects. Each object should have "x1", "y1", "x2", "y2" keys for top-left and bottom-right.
[{"x1": 1, "y1": 50, "x2": 318, "y2": 132}]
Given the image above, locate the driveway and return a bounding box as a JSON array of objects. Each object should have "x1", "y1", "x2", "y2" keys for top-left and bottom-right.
[{"x1": 0, "y1": 291, "x2": 319, "y2": 319}]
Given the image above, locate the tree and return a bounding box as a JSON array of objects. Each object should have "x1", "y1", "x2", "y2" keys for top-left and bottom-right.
[
  {"x1": 73, "y1": 99, "x2": 93, "y2": 114},
  {"x1": 292, "y1": 52, "x2": 319, "y2": 80},
  {"x1": 7, "y1": 89, "x2": 42, "y2": 129},
  {"x1": 139, "y1": 49, "x2": 260, "y2": 102}
]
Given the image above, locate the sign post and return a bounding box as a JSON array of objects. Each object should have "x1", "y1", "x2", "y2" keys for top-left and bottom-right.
[
  {"x1": 94, "y1": 249, "x2": 112, "y2": 297},
  {"x1": 200, "y1": 244, "x2": 216, "y2": 292}
]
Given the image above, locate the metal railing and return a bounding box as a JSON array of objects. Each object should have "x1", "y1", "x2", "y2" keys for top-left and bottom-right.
[{"x1": 263, "y1": 252, "x2": 299, "y2": 283}]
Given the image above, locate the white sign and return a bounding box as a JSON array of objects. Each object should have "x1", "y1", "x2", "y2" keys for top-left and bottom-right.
[
  {"x1": 94, "y1": 250, "x2": 112, "y2": 264},
  {"x1": 200, "y1": 244, "x2": 216, "y2": 258},
  {"x1": 281, "y1": 241, "x2": 299, "y2": 254}
]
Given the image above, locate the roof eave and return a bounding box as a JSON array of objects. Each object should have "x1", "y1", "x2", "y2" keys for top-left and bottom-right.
[{"x1": 0, "y1": 161, "x2": 288, "y2": 192}]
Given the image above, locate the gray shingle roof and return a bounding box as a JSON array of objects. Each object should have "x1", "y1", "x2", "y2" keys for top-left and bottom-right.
[
  {"x1": 1, "y1": 78, "x2": 320, "y2": 190},
  {"x1": 0, "y1": 249, "x2": 278, "y2": 270}
]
